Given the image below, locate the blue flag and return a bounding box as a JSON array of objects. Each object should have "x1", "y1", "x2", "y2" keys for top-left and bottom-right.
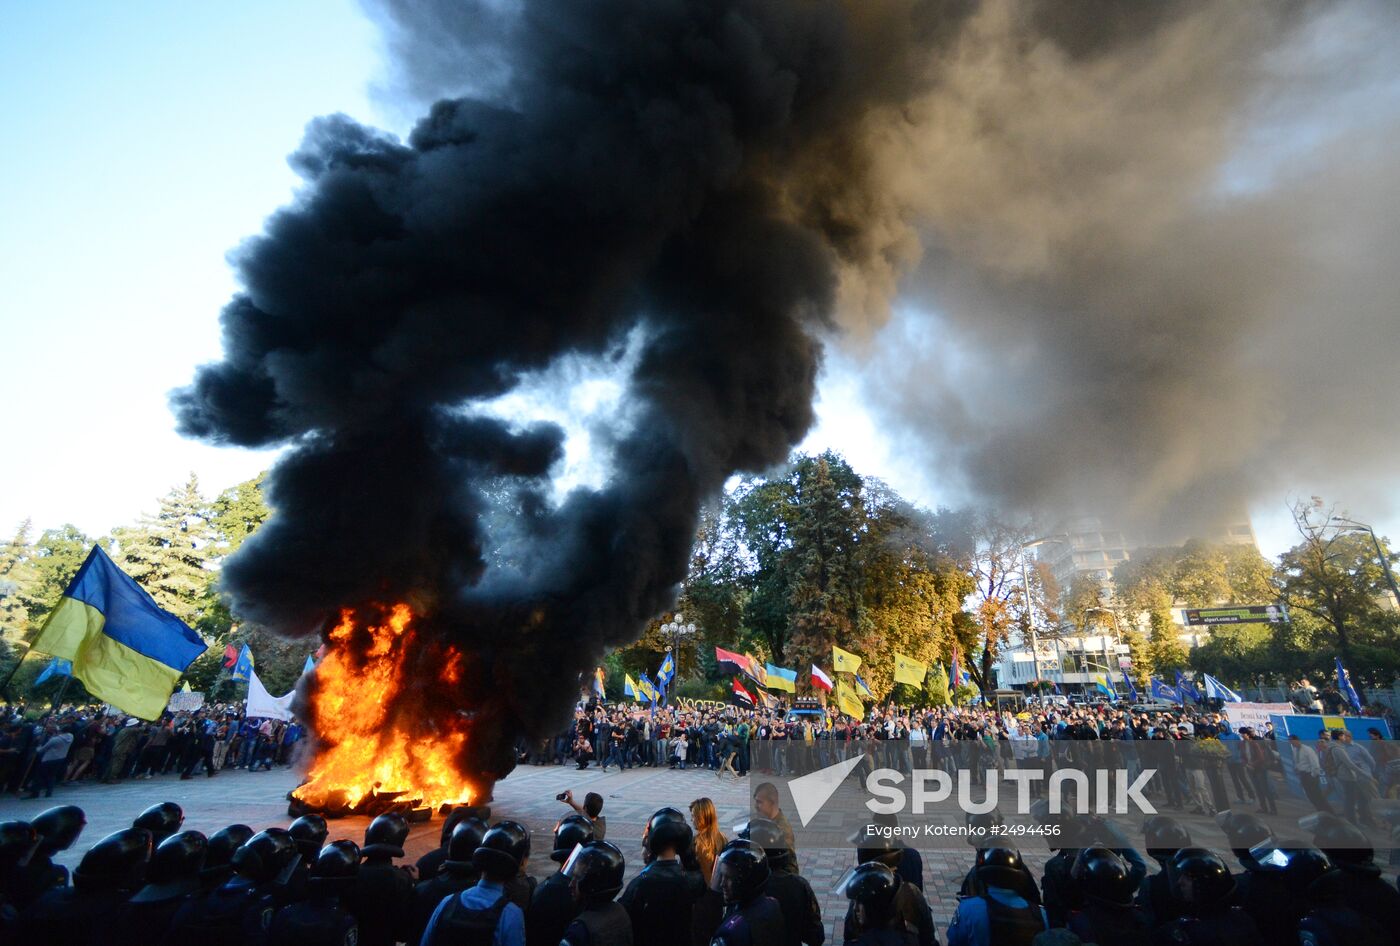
[
  {"x1": 1335, "y1": 657, "x2": 1363, "y2": 712},
  {"x1": 29, "y1": 546, "x2": 206, "y2": 719},
  {"x1": 1175, "y1": 670, "x2": 1200, "y2": 702},
  {"x1": 1202, "y1": 673, "x2": 1243, "y2": 703},
  {"x1": 35, "y1": 657, "x2": 72, "y2": 687},
  {"x1": 657, "y1": 651, "x2": 675, "y2": 687},
  {"x1": 231, "y1": 644, "x2": 254, "y2": 682},
  {"x1": 1150, "y1": 677, "x2": 1180, "y2": 702},
  {"x1": 1120, "y1": 669, "x2": 1139, "y2": 702},
  {"x1": 302, "y1": 655, "x2": 316, "y2": 676}
]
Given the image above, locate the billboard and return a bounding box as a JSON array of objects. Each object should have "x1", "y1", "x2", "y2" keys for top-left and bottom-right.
[{"x1": 1182, "y1": 604, "x2": 1287, "y2": 626}]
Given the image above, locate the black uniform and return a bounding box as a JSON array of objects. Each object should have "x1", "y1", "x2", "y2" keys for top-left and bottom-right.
[
  {"x1": 1038, "y1": 850, "x2": 1076, "y2": 928},
  {"x1": 269, "y1": 896, "x2": 359, "y2": 946},
  {"x1": 843, "y1": 883, "x2": 935, "y2": 946},
  {"x1": 762, "y1": 865, "x2": 823, "y2": 946},
  {"x1": 1148, "y1": 906, "x2": 1263, "y2": 946},
  {"x1": 163, "y1": 880, "x2": 280, "y2": 946},
  {"x1": 563, "y1": 899, "x2": 634, "y2": 946},
  {"x1": 620, "y1": 858, "x2": 705, "y2": 946},
  {"x1": 1135, "y1": 870, "x2": 1177, "y2": 927},
  {"x1": 350, "y1": 857, "x2": 415, "y2": 946},
  {"x1": 13, "y1": 885, "x2": 128, "y2": 946},
  {"x1": 1066, "y1": 902, "x2": 1149, "y2": 946},
  {"x1": 527, "y1": 871, "x2": 580, "y2": 946},
  {"x1": 411, "y1": 866, "x2": 480, "y2": 946},
  {"x1": 6, "y1": 852, "x2": 67, "y2": 911},
  {"x1": 850, "y1": 930, "x2": 917, "y2": 946},
  {"x1": 709, "y1": 895, "x2": 786, "y2": 946}
]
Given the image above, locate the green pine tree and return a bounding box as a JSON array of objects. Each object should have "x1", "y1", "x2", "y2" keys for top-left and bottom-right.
[
  {"x1": 113, "y1": 474, "x2": 215, "y2": 626},
  {"x1": 209, "y1": 473, "x2": 270, "y2": 557},
  {"x1": 786, "y1": 455, "x2": 864, "y2": 685},
  {"x1": 0, "y1": 519, "x2": 38, "y2": 644}
]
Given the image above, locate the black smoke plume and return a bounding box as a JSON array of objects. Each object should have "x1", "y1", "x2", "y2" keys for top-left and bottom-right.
[
  {"x1": 176, "y1": 0, "x2": 1398, "y2": 783},
  {"x1": 175, "y1": 0, "x2": 964, "y2": 782}
]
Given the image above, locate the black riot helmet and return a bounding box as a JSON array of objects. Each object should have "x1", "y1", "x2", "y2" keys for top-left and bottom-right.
[
  {"x1": 1071, "y1": 846, "x2": 1135, "y2": 907},
  {"x1": 447, "y1": 820, "x2": 490, "y2": 868},
  {"x1": 712, "y1": 840, "x2": 770, "y2": 906},
  {"x1": 232, "y1": 828, "x2": 301, "y2": 886},
  {"x1": 1143, "y1": 815, "x2": 1192, "y2": 864},
  {"x1": 30, "y1": 804, "x2": 86, "y2": 854},
  {"x1": 1299, "y1": 812, "x2": 1375, "y2": 866},
  {"x1": 473, "y1": 821, "x2": 531, "y2": 880},
  {"x1": 309, "y1": 839, "x2": 360, "y2": 894},
  {"x1": 742, "y1": 817, "x2": 794, "y2": 871},
  {"x1": 130, "y1": 830, "x2": 208, "y2": 903},
  {"x1": 1247, "y1": 841, "x2": 1333, "y2": 894},
  {"x1": 1166, "y1": 848, "x2": 1236, "y2": 915},
  {"x1": 844, "y1": 862, "x2": 900, "y2": 930},
  {"x1": 0, "y1": 821, "x2": 38, "y2": 869},
  {"x1": 562, "y1": 840, "x2": 626, "y2": 906},
  {"x1": 974, "y1": 846, "x2": 1026, "y2": 891},
  {"x1": 133, "y1": 802, "x2": 185, "y2": 846},
  {"x1": 288, "y1": 814, "x2": 329, "y2": 859},
  {"x1": 73, "y1": 828, "x2": 152, "y2": 893},
  {"x1": 645, "y1": 807, "x2": 693, "y2": 857},
  {"x1": 362, "y1": 813, "x2": 409, "y2": 859},
  {"x1": 551, "y1": 815, "x2": 595, "y2": 864},
  {"x1": 1214, "y1": 810, "x2": 1272, "y2": 864},
  {"x1": 966, "y1": 809, "x2": 1005, "y2": 846},
  {"x1": 202, "y1": 824, "x2": 254, "y2": 884}
]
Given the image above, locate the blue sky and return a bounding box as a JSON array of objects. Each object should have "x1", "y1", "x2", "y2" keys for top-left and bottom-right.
[{"x1": 0, "y1": 2, "x2": 1389, "y2": 560}]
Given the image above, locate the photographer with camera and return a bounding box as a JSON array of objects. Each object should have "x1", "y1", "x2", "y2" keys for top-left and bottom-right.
[{"x1": 559, "y1": 790, "x2": 607, "y2": 841}]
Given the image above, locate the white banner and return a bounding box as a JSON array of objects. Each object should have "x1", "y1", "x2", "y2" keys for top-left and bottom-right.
[
  {"x1": 167, "y1": 690, "x2": 205, "y2": 713},
  {"x1": 1224, "y1": 702, "x2": 1291, "y2": 733},
  {"x1": 245, "y1": 667, "x2": 295, "y2": 722}
]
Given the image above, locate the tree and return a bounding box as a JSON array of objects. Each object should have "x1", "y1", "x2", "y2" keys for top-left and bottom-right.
[
  {"x1": 924, "y1": 662, "x2": 951, "y2": 707},
  {"x1": 209, "y1": 473, "x2": 270, "y2": 557},
  {"x1": 0, "y1": 520, "x2": 37, "y2": 645},
  {"x1": 962, "y1": 511, "x2": 1047, "y2": 695},
  {"x1": 112, "y1": 474, "x2": 215, "y2": 626},
  {"x1": 1274, "y1": 499, "x2": 1399, "y2": 686},
  {"x1": 786, "y1": 455, "x2": 866, "y2": 684}
]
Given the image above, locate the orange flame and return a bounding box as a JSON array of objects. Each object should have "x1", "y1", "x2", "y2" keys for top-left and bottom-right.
[{"x1": 293, "y1": 603, "x2": 474, "y2": 811}]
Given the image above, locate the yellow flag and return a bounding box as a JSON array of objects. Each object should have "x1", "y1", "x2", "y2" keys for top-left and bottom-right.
[
  {"x1": 624, "y1": 674, "x2": 639, "y2": 699},
  {"x1": 894, "y1": 653, "x2": 927, "y2": 686},
  {"x1": 832, "y1": 645, "x2": 862, "y2": 673},
  {"x1": 835, "y1": 679, "x2": 865, "y2": 719}
]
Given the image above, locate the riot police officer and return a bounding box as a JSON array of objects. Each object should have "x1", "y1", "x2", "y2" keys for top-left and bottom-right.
[
  {"x1": 528, "y1": 814, "x2": 593, "y2": 946},
  {"x1": 1149, "y1": 848, "x2": 1262, "y2": 946},
  {"x1": 10, "y1": 803, "x2": 85, "y2": 909},
  {"x1": 412, "y1": 819, "x2": 489, "y2": 944},
  {"x1": 165, "y1": 826, "x2": 301, "y2": 946},
  {"x1": 113, "y1": 829, "x2": 208, "y2": 945},
  {"x1": 622, "y1": 807, "x2": 705, "y2": 946},
  {"x1": 709, "y1": 840, "x2": 786, "y2": 946},
  {"x1": 948, "y1": 846, "x2": 1046, "y2": 946},
  {"x1": 352, "y1": 812, "x2": 416, "y2": 946},
  {"x1": 562, "y1": 840, "x2": 631, "y2": 946},
  {"x1": 422, "y1": 821, "x2": 532, "y2": 946},
  {"x1": 1064, "y1": 846, "x2": 1147, "y2": 946},
  {"x1": 417, "y1": 806, "x2": 489, "y2": 881},
  {"x1": 199, "y1": 824, "x2": 255, "y2": 893},
  {"x1": 269, "y1": 838, "x2": 361, "y2": 946},
  {"x1": 0, "y1": 820, "x2": 38, "y2": 925},
  {"x1": 133, "y1": 801, "x2": 185, "y2": 846},
  {"x1": 1301, "y1": 812, "x2": 1400, "y2": 941},
  {"x1": 1135, "y1": 815, "x2": 1190, "y2": 926},
  {"x1": 286, "y1": 814, "x2": 328, "y2": 903},
  {"x1": 741, "y1": 818, "x2": 823, "y2": 946},
  {"x1": 844, "y1": 862, "x2": 915, "y2": 946},
  {"x1": 15, "y1": 827, "x2": 152, "y2": 946}
]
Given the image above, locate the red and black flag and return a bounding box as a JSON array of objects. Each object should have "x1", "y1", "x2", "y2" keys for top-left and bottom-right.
[
  {"x1": 731, "y1": 676, "x2": 755, "y2": 709},
  {"x1": 222, "y1": 643, "x2": 239, "y2": 669}
]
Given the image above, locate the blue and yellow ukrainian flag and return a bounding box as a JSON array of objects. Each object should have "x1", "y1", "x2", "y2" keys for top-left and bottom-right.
[
  {"x1": 853, "y1": 673, "x2": 874, "y2": 699},
  {"x1": 30, "y1": 546, "x2": 206, "y2": 719}
]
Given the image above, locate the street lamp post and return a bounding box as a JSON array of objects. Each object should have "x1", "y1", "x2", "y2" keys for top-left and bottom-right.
[
  {"x1": 1330, "y1": 517, "x2": 1400, "y2": 608},
  {"x1": 661, "y1": 613, "x2": 697, "y2": 680}
]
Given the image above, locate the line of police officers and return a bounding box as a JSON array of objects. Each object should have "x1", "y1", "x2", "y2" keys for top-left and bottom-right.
[{"x1": 2, "y1": 796, "x2": 1399, "y2": 946}]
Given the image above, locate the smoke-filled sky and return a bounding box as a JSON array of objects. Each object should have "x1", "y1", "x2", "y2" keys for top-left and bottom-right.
[{"x1": 3, "y1": 0, "x2": 1399, "y2": 560}]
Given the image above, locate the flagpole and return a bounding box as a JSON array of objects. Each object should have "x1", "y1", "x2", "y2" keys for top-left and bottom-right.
[{"x1": 49, "y1": 673, "x2": 73, "y2": 711}]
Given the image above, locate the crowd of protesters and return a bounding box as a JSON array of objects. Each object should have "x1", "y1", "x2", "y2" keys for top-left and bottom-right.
[{"x1": 0, "y1": 701, "x2": 304, "y2": 800}]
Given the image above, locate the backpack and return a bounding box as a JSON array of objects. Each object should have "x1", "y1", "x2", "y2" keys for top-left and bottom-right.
[{"x1": 427, "y1": 892, "x2": 508, "y2": 946}]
